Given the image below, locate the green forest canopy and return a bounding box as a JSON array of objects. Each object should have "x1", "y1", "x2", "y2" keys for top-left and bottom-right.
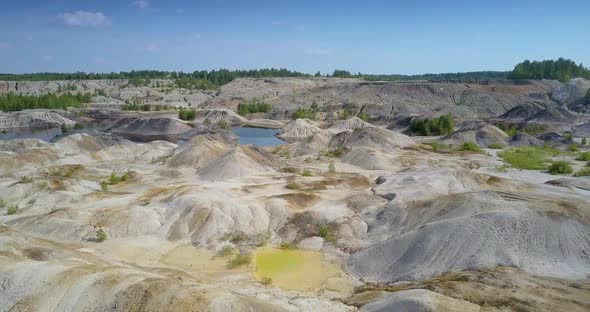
[
  {"x1": 0, "y1": 93, "x2": 90, "y2": 112},
  {"x1": 0, "y1": 58, "x2": 587, "y2": 86},
  {"x1": 508, "y1": 58, "x2": 590, "y2": 82}
]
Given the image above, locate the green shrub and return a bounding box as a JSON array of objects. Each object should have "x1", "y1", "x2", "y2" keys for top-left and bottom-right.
[
  {"x1": 18, "y1": 176, "x2": 33, "y2": 184},
  {"x1": 568, "y1": 144, "x2": 579, "y2": 152},
  {"x1": 280, "y1": 242, "x2": 296, "y2": 250},
  {"x1": 487, "y1": 143, "x2": 505, "y2": 149},
  {"x1": 95, "y1": 228, "x2": 107, "y2": 242},
  {"x1": 459, "y1": 141, "x2": 482, "y2": 152},
  {"x1": 582, "y1": 137, "x2": 588, "y2": 145},
  {"x1": 215, "y1": 245, "x2": 236, "y2": 257},
  {"x1": 563, "y1": 132, "x2": 573, "y2": 141},
  {"x1": 259, "y1": 277, "x2": 273, "y2": 285},
  {"x1": 318, "y1": 225, "x2": 337, "y2": 244},
  {"x1": 0, "y1": 198, "x2": 5, "y2": 208},
  {"x1": 358, "y1": 112, "x2": 370, "y2": 122},
  {"x1": 178, "y1": 108, "x2": 196, "y2": 121},
  {"x1": 548, "y1": 161, "x2": 573, "y2": 175},
  {"x1": 574, "y1": 168, "x2": 590, "y2": 177},
  {"x1": 285, "y1": 181, "x2": 301, "y2": 190},
  {"x1": 217, "y1": 120, "x2": 229, "y2": 130},
  {"x1": 409, "y1": 114, "x2": 454, "y2": 136},
  {"x1": 498, "y1": 146, "x2": 560, "y2": 170},
  {"x1": 175, "y1": 77, "x2": 216, "y2": 90},
  {"x1": 337, "y1": 109, "x2": 352, "y2": 120},
  {"x1": 292, "y1": 107, "x2": 317, "y2": 120},
  {"x1": 7, "y1": 205, "x2": 18, "y2": 215},
  {"x1": 237, "y1": 101, "x2": 272, "y2": 116},
  {"x1": 302, "y1": 169, "x2": 313, "y2": 177},
  {"x1": 576, "y1": 152, "x2": 590, "y2": 161},
  {"x1": 328, "y1": 161, "x2": 336, "y2": 174},
  {"x1": 226, "y1": 252, "x2": 252, "y2": 269}
]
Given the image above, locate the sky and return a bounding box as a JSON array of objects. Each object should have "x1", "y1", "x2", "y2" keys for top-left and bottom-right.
[{"x1": 0, "y1": 0, "x2": 589, "y2": 75}]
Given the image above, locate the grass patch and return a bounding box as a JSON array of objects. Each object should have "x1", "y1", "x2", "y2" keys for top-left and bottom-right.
[
  {"x1": 237, "y1": 100, "x2": 272, "y2": 116},
  {"x1": 7, "y1": 205, "x2": 18, "y2": 215},
  {"x1": 101, "y1": 171, "x2": 130, "y2": 190},
  {"x1": 302, "y1": 169, "x2": 313, "y2": 177},
  {"x1": 574, "y1": 168, "x2": 590, "y2": 177},
  {"x1": 328, "y1": 161, "x2": 336, "y2": 174},
  {"x1": 280, "y1": 242, "x2": 296, "y2": 250},
  {"x1": 487, "y1": 143, "x2": 505, "y2": 149},
  {"x1": 95, "y1": 227, "x2": 107, "y2": 242},
  {"x1": 568, "y1": 144, "x2": 579, "y2": 152},
  {"x1": 548, "y1": 161, "x2": 573, "y2": 175},
  {"x1": 226, "y1": 252, "x2": 252, "y2": 269},
  {"x1": 576, "y1": 152, "x2": 590, "y2": 162},
  {"x1": 18, "y1": 176, "x2": 33, "y2": 184},
  {"x1": 459, "y1": 141, "x2": 482, "y2": 152},
  {"x1": 259, "y1": 276, "x2": 273, "y2": 285},
  {"x1": 0, "y1": 198, "x2": 5, "y2": 208},
  {"x1": 285, "y1": 181, "x2": 302, "y2": 190},
  {"x1": 292, "y1": 107, "x2": 317, "y2": 120},
  {"x1": 498, "y1": 146, "x2": 560, "y2": 170},
  {"x1": 215, "y1": 245, "x2": 236, "y2": 257},
  {"x1": 178, "y1": 108, "x2": 196, "y2": 121},
  {"x1": 318, "y1": 225, "x2": 337, "y2": 244}
]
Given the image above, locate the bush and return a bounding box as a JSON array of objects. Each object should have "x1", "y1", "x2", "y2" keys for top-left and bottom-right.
[
  {"x1": 582, "y1": 137, "x2": 588, "y2": 145},
  {"x1": 563, "y1": 132, "x2": 573, "y2": 141},
  {"x1": 576, "y1": 152, "x2": 590, "y2": 162},
  {"x1": 568, "y1": 144, "x2": 579, "y2": 152},
  {"x1": 548, "y1": 161, "x2": 573, "y2": 175},
  {"x1": 237, "y1": 101, "x2": 272, "y2": 116},
  {"x1": 280, "y1": 242, "x2": 296, "y2": 249},
  {"x1": 574, "y1": 168, "x2": 590, "y2": 177},
  {"x1": 226, "y1": 252, "x2": 252, "y2": 269},
  {"x1": 302, "y1": 169, "x2": 313, "y2": 177},
  {"x1": 498, "y1": 146, "x2": 560, "y2": 170},
  {"x1": 409, "y1": 114, "x2": 454, "y2": 136},
  {"x1": 286, "y1": 181, "x2": 302, "y2": 190},
  {"x1": 7, "y1": 205, "x2": 18, "y2": 215},
  {"x1": 95, "y1": 228, "x2": 107, "y2": 242},
  {"x1": 292, "y1": 107, "x2": 317, "y2": 120},
  {"x1": 178, "y1": 108, "x2": 196, "y2": 121},
  {"x1": 215, "y1": 245, "x2": 236, "y2": 257},
  {"x1": 18, "y1": 176, "x2": 33, "y2": 184},
  {"x1": 259, "y1": 277, "x2": 273, "y2": 285},
  {"x1": 328, "y1": 161, "x2": 336, "y2": 174},
  {"x1": 337, "y1": 109, "x2": 352, "y2": 120},
  {"x1": 358, "y1": 112, "x2": 370, "y2": 122},
  {"x1": 487, "y1": 143, "x2": 505, "y2": 149},
  {"x1": 318, "y1": 225, "x2": 337, "y2": 244},
  {"x1": 217, "y1": 120, "x2": 229, "y2": 130},
  {"x1": 459, "y1": 141, "x2": 482, "y2": 152}
]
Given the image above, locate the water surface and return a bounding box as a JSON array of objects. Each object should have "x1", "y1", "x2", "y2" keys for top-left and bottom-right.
[{"x1": 231, "y1": 126, "x2": 284, "y2": 146}]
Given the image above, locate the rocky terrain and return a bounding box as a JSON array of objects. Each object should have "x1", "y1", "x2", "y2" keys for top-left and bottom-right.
[{"x1": 1, "y1": 77, "x2": 590, "y2": 312}]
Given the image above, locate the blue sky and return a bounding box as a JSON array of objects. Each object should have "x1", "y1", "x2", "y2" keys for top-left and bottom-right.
[{"x1": 1, "y1": 0, "x2": 589, "y2": 74}]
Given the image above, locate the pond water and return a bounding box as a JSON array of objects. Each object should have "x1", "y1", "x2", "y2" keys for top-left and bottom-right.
[{"x1": 231, "y1": 126, "x2": 284, "y2": 146}]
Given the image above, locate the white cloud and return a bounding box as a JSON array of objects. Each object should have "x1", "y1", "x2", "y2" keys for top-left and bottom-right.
[
  {"x1": 132, "y1": 0, "x2": 149, "y2": 10},
  {"x1": 57, "y1": 11, "x2": 110, "y2": 27},
  {"x1": 95, "y1": 57, "x2": 105, "y2": 63},
  {"x1": 304, "y1": 47, "x2": 330, "y2": 56}
]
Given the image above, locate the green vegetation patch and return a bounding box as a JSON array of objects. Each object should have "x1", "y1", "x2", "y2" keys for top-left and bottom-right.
[
  {"x1": 487, "y1": 143, "x2": 505, "y2": 149},
  {"x1": 574, "y1": 167, "x2": 590, "y2": 177},
  {"x1": 409, "y1": 114, "x2": 454, "y2": 136},
  {"x1": 459, "y1": 141, "x2": 483, "y2": 152},
  {"x1": 498, "y1": 146, "x2": 561, "y2": 170},
  {"x1": 576, "y1": 152, "x2": 590, "y2": 162},
  {"x1": 0, "y1": 93, "x2": 91, "y2": 112},
  {"x1": 548, "y1": 161, "x2": 573, "y2": 175},
  {"x1": 226, "y1": 252, "x2": 252, "y2": 269},
  {"x1": 178, "y1": 108, "x2": 196, "y2": 121},
  {"x1": 237, "y1": 101, "x2": 272, "y2": 116},
  {"x1": 292, "y1": 107, "x2": 318, "y2": 120}
]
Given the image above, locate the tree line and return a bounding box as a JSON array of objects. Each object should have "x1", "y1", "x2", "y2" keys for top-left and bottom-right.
[
  {"x1": 508, "y1": 58, "x2": 590, "y2": 82},
  {"x1": 0, "y1": 93, "x2": 91, "y2": 111},
  {"x1": 1, "y1": 58, "x2": 588, "y2": 86}
]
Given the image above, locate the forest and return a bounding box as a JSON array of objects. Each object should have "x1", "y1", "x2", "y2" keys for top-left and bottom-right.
[
  {"x1": 0, "y1": 93, "x2": 91, "y2": 111},
  {"x1": 508, "y1": 58, "x2": 590, "y2": 82}
]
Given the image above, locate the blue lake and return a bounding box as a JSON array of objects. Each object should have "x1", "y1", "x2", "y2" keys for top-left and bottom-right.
[{"x1": 231, "y1": 127, "x2": 285, "y2": 146}]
